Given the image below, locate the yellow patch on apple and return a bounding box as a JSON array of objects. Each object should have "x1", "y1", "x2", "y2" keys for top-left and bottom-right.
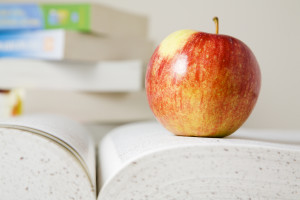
[{"x1": 158, "y1": 29, "x2": 196, "y2": 58}]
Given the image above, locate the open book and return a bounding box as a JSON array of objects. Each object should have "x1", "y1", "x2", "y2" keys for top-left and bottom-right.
[{"x1": 1, "y1": 115, "x2": 299, "y2": 199}]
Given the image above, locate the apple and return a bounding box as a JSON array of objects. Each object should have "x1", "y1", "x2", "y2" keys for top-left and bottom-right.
[{"x1": 145, "y1": 17, "x2": 261, "y2": 137}]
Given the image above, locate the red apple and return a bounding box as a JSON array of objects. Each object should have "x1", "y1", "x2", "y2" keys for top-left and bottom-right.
[{"x1": 145, "y1": 18, "x2": 261, "y2": 137}]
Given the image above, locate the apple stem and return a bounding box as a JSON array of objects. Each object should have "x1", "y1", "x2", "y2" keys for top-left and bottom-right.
[{"x1": 213, "y1": 17, "x2": 219, "y2": 34}]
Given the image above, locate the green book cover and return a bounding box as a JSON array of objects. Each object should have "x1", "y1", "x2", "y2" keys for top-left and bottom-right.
[{"x1": 40, "y1": 4, "x2": 91, "y2": 32}]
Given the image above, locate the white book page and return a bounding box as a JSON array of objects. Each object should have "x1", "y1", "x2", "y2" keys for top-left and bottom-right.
[
  {"x1": 99, "y1": 121, "x2": 300, "y2": 185},
  {"x1": 98, "y1": 121, "x2": 300, "y2": 200},
  {"x1": 0, "y1": 114, "x2": 96, "y2": 187}
]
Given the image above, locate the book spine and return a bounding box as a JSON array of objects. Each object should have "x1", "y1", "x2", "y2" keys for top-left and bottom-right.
[
  {"x1": 0, "y1": 3, "x2": 147, "y2": 36},
  {"x1": 0, "y1": 4, "x2": 44, "y2": 30},
  {"x1": 0, "y1": 3, "x2": 91, "y2": 32},
  {"x1": 0, "y1": 59, "x2": 144, "y2": 92},
  {"x1": 0, "y1": 30, "x2": 65, "y2": 60},
  {"x1": 40, "y1": 4, "x2": 91, "y2": 32}
]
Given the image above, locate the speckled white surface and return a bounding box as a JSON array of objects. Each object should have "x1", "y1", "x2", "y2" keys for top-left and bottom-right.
[
  {"x1": 98, "y1": 121, "x2": 300, "y2": 200},
  {"x1": 0, "y1": 127, "x2": 96, "y2": 200},
  {"x1": 0, "y1": 114, "x2": 96, "y2": 184}
]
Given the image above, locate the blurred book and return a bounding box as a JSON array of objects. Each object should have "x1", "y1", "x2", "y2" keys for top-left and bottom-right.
[
  {"x1": 0, "y1": 29, "x2": 153, "y2": 61},
  {"x1": 0, "y1": 59, "x2": 144, "y2": 92},
  {"x1": 0, "y1": 89, "x2": 24, "y2": 118},
  {"x1": 0, "y1": 3, "x2": 147, "y2": 37},
  {"x1": 24, "y1": 89, "x2": 154, "y2": 123}
]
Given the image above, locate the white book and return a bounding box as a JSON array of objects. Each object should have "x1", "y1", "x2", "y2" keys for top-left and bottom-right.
[
  {"x1": 99, "y1": 121, "x2": 300, "y2": 200},
  {"x1": 2, "y1": 115, "x2": 299, "y2": 200},
  {"x1": 0, "y1": 59, "x2": 144, "y2": 92},
  {"x1": 24, "y1": 89, "x2": 154, "y2": 123},
  {"x1": 0, "y1": 30, "x2": 153, "y2": 62}
]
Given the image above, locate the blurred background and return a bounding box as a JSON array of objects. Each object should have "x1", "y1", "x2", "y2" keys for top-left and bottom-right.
[{"x1": 0, "y1": 0, "x2": 299, "y2": 133}]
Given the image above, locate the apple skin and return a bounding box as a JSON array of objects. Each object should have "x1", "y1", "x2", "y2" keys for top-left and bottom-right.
[{"x1": 145, "y1": 30, "x2": 261, "y2": 137}]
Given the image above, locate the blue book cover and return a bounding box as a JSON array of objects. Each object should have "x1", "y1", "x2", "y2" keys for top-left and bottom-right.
[
  {"x1": 0, "y1": 4, "x2": 43, "y2": 30},
  {"x1": 0, "y1": 3, "x2": 92, "y2": 32},
  {"x1": 0, "y1": 29, "x2": 65, "y2": 60}
]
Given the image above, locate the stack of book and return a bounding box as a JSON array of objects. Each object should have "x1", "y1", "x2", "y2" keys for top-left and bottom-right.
[
  {"x1": 0, "y1": 3, "x2": 152, "y2": 61},
  {"x1": 0, "y1": 3, "x2": 154, "y2": 122}
]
